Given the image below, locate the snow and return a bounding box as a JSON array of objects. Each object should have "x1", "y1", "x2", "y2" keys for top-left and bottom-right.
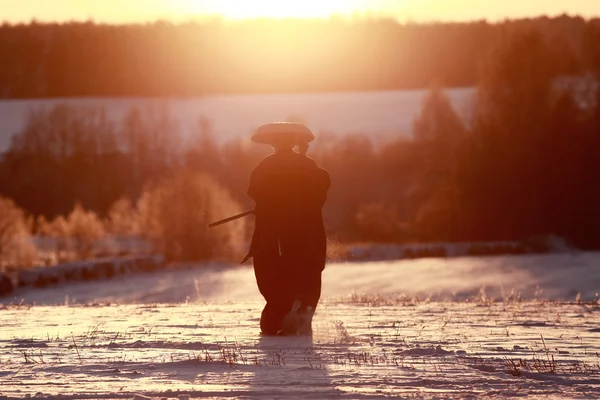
[
  {"x1": 1, "y1": 252, "x2": 599, "y2": 399},
  {"x1": 0, "y1": 88, "x2": 475, "y2": 152}
]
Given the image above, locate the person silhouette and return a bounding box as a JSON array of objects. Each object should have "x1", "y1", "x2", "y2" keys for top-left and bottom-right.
[{"x1": 245, "y1": 123, "x2": 330, "y2": 335}]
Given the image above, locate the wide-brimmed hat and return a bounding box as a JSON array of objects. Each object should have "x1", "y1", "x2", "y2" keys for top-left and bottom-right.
[{"x1": 251, "y1": 122, "x2": 315, "y2": 145}]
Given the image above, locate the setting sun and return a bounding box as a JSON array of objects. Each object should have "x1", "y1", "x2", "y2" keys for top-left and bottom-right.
[{"x1": 176, "y1": 0, "x2": 368, "y2": 19}]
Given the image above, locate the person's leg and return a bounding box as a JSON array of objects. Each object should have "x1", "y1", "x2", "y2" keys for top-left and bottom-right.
[
  {"x1": 260, "y1": 302, "x2": 283, "y2": 335},
  {"x1": 261, "y1": 295, "x2": 297, "y2": 335},
  {"x1": 256, "y1": 257, "x2": 299, "y2": 335},
  {"x1": 293, "y1": 269, "x2": 322, "y2": 335},
  {"x1": 296, "y1": 269, "x2": 322, "y2": 310},
  {"x1": 255, "y1": 255, "x2": 282, "y2": 335}
]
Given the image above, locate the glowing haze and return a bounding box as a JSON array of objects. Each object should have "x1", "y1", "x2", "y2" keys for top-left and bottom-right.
[{"x1": 2, "y1": 0, "x2": 599, "y2": 24}]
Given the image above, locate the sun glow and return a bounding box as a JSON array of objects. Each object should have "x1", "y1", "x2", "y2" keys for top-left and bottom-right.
[{"x1": 176, "y1": 0, "x2": 369, "y2": 20}]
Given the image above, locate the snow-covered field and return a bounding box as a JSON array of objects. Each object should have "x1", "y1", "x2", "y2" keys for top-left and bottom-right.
[
  {"x1": 0, "y1": 88, "x2": 475, "y2": 151},
  {"x1": 1, "y1": 253, "x2": 600, "y2": 399}
]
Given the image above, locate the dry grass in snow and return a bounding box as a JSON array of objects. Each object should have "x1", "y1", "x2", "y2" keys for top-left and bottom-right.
[{"x1": 1, "y1": 253, "x2": 600, "y2": 399}]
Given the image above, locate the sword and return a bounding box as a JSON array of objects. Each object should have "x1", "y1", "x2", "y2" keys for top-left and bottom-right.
[{"x1": 208, "y1": 210, "x2": 255, "y2": 228}]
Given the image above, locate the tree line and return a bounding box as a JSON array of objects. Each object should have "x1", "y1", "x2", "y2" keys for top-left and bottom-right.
[
  {"x1": 0, "y1": 15, "x2": 596, "y2": 98},
  {"x1": 1, "y1": 23, "x2": 600, "y2": 267}
]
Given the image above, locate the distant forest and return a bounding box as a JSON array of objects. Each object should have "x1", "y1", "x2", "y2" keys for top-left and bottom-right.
[
  {"x1": 2, "y1": 15, "x2": 600, "y2": 266},
  {"x1": 0, "y1": 15, "x2": 597, "y2": 97}
]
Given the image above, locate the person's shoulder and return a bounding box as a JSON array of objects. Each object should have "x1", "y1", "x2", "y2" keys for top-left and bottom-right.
[
  {"x1": 310, "y1": 161, "x2": 330, "y2": 185},
  {"x1": 252, "y1": 153, "x2": 297, "y2": 178},
  {"x1": 300, "y1": 156, "x2": 330, "y2": 185},
  {"x1": 305, "y1": 157, "x2": 328, "y2": 174},
  {"x1": 318, "y1": 167, "x2": 330, "y2": 185},
  {"x1": 296, "y1": 153, "x2": 321, "y2": 167},
  {"x1": 252, "y1": 153, "x2": 278, "y2": 170}
]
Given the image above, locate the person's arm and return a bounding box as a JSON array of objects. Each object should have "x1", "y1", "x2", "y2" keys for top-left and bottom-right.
[{"x1": 247, "y1": 161, "x2": 274, "y2": 213}]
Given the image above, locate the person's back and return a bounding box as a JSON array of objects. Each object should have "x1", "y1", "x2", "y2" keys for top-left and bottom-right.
[
  {"x1": 248, "y1": 149, "x2": 329, "y2": 268},
  {"x1": 246, "y1": 122, "x2": 330, "y2": 335}
]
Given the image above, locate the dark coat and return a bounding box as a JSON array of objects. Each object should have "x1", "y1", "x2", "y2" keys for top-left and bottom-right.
[{"x1": 246, "y1": 150, "x2": 330, "y2": 303}]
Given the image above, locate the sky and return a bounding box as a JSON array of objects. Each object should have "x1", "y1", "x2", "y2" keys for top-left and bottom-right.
[{"x1": 1, "y1": 0, "x2": 599, "y2": 24}]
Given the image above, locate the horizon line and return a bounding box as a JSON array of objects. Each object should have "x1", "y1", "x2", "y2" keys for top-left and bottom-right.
[{"x1": 1, "y1": 11, "x2": 596, "y2": 27}]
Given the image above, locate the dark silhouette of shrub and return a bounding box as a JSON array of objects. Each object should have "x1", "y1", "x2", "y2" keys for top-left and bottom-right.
[{"x1": 138, "y1": 170, "x2": 246, "y2": 262}]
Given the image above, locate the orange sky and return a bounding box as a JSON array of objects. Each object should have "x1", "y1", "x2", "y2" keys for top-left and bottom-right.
[{"x1": 1, "y1": 0, "x2": 599, "y2": 24}]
